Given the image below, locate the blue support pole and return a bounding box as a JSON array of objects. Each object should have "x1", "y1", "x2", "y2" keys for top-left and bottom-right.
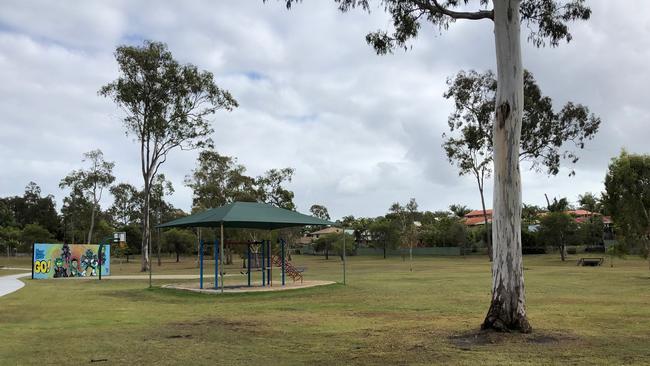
[
  {"x1": 199, "y1": 239, "x2": 204, "y2": 289},
  {"x1": 281, "y1": 239, "x2": 286, "y2": 286},
  {"x1": 267, "y1": 239, "x2": 271, "y2": 286},
  {"x1": 247, "y1": 243, "x2": 251, "y2": 287},
  {"x1": 261, "y1": 242, "x2": 266, "y2": 287},
  {"x1": 214, "y1": 240, "x2": 219, "y2": 289}
]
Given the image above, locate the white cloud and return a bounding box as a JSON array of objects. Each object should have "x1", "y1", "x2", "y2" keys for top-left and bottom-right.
[{"x1": 0, "y1": 1, "x2": 648, "y2": 219}]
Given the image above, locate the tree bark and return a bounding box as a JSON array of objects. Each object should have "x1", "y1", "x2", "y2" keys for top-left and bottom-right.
[
  {"x1": 478, "y1": 185, "x2": 493, "y2": 261},
  {"x1": 482, "y1": 0, "x2": 531, "y2": 333},
  {"x1": 140, "y1": 179, "x2": 151, "y2": 272},
  {"x1": 87, "y1": 205, "x2": 96, "y2": 244}
]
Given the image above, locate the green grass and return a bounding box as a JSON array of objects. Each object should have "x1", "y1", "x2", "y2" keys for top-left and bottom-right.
[{"x1": 1, "y1": 254, "x2": 649, "y2": 365}]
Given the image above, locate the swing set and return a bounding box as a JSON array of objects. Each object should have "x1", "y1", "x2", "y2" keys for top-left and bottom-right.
[{"x1": 198, "y1": 238, "x2": 304, "y2": 290}]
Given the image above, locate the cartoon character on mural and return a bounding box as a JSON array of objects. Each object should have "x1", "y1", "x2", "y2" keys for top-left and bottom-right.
[
  {"x1": 69, "y1": 258, "x2": 82, "y2": 277},
  {"x1": 60, "y1": 243, "x2": 72, "y2": 264},
  {"x1": 53, "y1": 257, "x2": 68, "y2": 278},
  {"x1": 81, "y1": 249, "x2": 98, "y2": 276}
]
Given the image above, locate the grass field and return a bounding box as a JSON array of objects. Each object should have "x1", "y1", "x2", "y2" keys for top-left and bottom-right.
[{"x1": 1, "y1": 254, "x2": 649, "y2": 365}]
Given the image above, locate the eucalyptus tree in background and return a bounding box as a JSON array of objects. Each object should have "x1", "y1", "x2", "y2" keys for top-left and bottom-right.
[
  {"x1": 443, "y1": 69, "x2": 600, "y2": 259},
  {"x1": 537, "y1": 211, "x2": 577, "y2": 261},
  {"x1": 443, "y1": 71, "x2": 495, "y2": 259},
  {"x1": 257, "y1": 168, "x2": 296, "y2": 210},
  {"x1": 100, "y1": 41, "x2": 238, "y2": 271},
  {"x1": 603, "y1": 151, "x2": 650, "y2": 270},
  {"x1": 150, "y1": 174, "x2": 175, "y2": 266},
  {"x1": 61, "y1": 184, "x2": 93, "y2": 243},
  {"x1": 272, "y1": 0, "x2": 593, "y2": 332},
  {"x1": 59, "y1": 150, "x2": 115, "y2": 244},
  {"x1": 184, "y1": 149, "x2": 257, "y2": 211},
  {"x1": 389, "y1": 198, "x2": 419, "y2": 271},
  {"x1": 310, "y1": 204, "x2": 331, "y2": 220},
  {"x1": 184, "y1": 148, "x2": 296, "y2": 211},
  {"x1": 109, "y1": 183, "x2": 141, "y2": 227}
]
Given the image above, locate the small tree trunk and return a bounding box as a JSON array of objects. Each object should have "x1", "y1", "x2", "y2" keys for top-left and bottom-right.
[
  {"x1": 478, "y1": 186, "x2": 493, "y2": 261},
  {"x1": 482, "y1": 0, "x2": 531, "y2": 333},
  {"x1": 176, "y1": 251, "x2": 180, "y2": 263},
  {"x1": 409, "y1": 244, "x2": 413, "y2": 272},
  {"x1": 560, "y1": 242, "x2": 566, "y2": 261},
  {"x1": 383, "y1": 243, "x2": 387, "y2": 259},
  {"x1": 140, "y1": 182, "x2": 151, "y2": 272},
  {"x1": 87, "y1": 205, "x2": 96, "y2": 244},
  {"x1": 325, "y1": 247, "x2": 329, "y2": 260}
]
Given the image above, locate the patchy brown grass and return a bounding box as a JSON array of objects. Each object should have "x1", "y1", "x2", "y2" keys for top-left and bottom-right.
[{"x1": 1, "y1": 254, "x2": 650, "y2": 365}]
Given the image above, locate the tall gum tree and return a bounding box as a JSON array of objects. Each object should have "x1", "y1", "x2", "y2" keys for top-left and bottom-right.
[
  {"x1": 271, "y1": 0, "x2": 592, "y2": 332},
  {"x1": 59, "y1": 149, "x2": 115, "y2": 244},
  {"x1": 443, "y1": 69, "x2": 600, "y2": 261},
  {"x1": 100, "y1": 41, "x2": 237, "y2": 271}
]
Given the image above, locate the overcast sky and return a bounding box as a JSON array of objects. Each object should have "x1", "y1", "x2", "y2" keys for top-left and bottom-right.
[{"x1": 0, "y1": 1, "x2": 648, "y2": 220}]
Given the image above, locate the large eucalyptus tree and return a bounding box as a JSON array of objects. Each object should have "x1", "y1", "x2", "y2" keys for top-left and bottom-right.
[
  {"x1": 271, "y1": 0, "x2": 592, "y2": 332},
  {"x1": 100, "y1": 41, "x2": 237, "y2": 271}
]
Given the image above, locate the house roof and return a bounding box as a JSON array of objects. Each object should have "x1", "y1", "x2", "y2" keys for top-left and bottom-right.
[
  {"x1": 567, "y1": 209, "x2": 592, "y2": 216},
  {"x1": 309, "y1": 227, "x2": 342, "y2": 236},
  {"x1": 464, "y1": 216, "x2": 492, "y2": 226},
  {"x1": 465, "y1": 209, "x2": 493, "y2": 218}
]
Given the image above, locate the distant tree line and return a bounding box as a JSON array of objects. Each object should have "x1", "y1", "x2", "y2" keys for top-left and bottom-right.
[{"x1": 0, "y1": 146, "x2": 296, "y2": 265}]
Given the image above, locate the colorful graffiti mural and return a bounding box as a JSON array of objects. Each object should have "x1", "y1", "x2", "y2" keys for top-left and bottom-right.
[{"x1": 32, "y1": 243, "x2": 110, "y2": 279}]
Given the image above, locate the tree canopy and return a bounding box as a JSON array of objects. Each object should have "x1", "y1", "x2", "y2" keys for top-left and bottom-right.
[
  {"x1": 100, "y1": 40, "x2": 237, "y2": 271},
  {"x1": 603, "y1": 151, "x2": 650, "y2": 265},
  {"x1": 185, "y1": 148, "x2": 296, "y2": 211},
  {"x1": 443, "y1": 69, "x2": 600, "y2": 177}
]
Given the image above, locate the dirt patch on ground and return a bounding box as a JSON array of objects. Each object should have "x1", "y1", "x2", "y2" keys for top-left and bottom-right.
[
  {"x1": 449, "y1": 330, "x2": 577, "y2": 350},
  {"x1": 166, "y1": 334, "x2": 193, "y2": 339},
  {"x1": 171, "y1": 317, "x2": 272, "y2": 336},
  {"x1": 449, "y1": 331, "x2": 498, "y2": 350},
  {"x1": 146, "y1": 317, "x2": 276, "y2": 343},
  {"x1": 163, "y1": 280, "x2": 336, "y2": 294}
]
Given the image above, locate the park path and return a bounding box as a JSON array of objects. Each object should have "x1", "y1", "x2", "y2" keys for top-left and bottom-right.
[
  {"x1": 68, "y1": 273, "x2": 242, "y2": 280},
  {"x1": 0, "y1": 272, "x2": 243, "y2": 298},
  {"x1": 0, "y1": 272, "x2": 30, "y2": 297}
]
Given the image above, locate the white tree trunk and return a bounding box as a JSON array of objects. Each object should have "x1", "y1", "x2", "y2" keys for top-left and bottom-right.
[
  {"x1": 87, "y1": 205, "x2": 96, "y2": 244},
  {"x1": 478, "y1": 184, "x2": 493, "y2": 261},
  {"x1": 482, "y1": 0, "x2": 531, "y2": 333},
  {"x1": 141, "y1": 181, "x2": 151, "y2": 272}
]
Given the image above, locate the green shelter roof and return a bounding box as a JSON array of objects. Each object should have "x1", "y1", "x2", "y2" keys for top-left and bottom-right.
[{"x1": 156, "y1": 201, "x2": 335, "y2": 230}]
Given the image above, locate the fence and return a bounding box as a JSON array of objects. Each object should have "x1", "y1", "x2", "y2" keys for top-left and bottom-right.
[{"x1": 356, "y1": 247, "x2": 461, "y2": 256}]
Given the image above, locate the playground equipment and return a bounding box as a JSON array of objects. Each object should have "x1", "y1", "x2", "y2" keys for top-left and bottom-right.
[
  {"x1": 197, "y1": 238, "x2": 301, "y2": 289},
  {"x1": 156, "y1": 201, "x2": 336, "y2": 292}
]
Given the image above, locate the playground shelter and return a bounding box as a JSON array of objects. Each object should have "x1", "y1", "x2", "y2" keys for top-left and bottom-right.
[{"x1": 156, "y1": 201, "x2": 335, "y2": 293}]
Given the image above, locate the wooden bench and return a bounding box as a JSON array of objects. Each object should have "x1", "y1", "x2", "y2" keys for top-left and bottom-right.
[{"x1": 576, "y1": 257, "x2": 604, "y2": 267}]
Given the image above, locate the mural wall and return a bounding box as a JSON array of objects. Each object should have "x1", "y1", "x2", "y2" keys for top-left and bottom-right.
[{"x1": 32, "y1": 243, "x2": 110, "y2": 279}]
